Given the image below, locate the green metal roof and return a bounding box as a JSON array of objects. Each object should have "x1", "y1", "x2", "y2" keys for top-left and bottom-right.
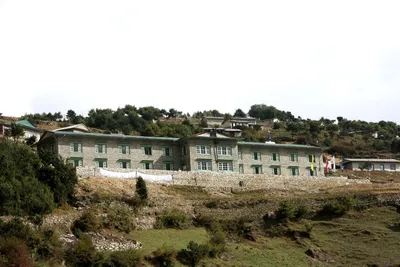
[
  {"x1": 52, "y1": 131, "x2": 178, "y2": 142},
  {"x1": 237, "y1": 141, "x2": 321, "y2": 150},
  {"x1": 0, "y1": 120, "x2": 42, "y2": 132},
  {"x1": 16, "y1": 120, "x2": 35, "y2": 128}
]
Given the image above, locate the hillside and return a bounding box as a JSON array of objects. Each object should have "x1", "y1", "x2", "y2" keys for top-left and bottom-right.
[{"x1": 31, "y1": 170, "x2": 400, "y2": 266}]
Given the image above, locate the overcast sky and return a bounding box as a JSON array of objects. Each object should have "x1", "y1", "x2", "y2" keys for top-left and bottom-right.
[{"x1": 1, "y1": 1, "x2": 399, "y2": 123}]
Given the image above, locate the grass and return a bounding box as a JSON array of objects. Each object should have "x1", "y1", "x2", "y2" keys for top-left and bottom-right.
[{"x1": 130, "y1": 228, "x2": 209, "y2": 256}]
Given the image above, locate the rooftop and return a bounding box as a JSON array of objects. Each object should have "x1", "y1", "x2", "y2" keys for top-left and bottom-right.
[{"x1": 343, "y1": 158, "x2": 400, "y2": 163}]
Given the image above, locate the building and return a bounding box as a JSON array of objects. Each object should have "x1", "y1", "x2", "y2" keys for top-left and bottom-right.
[
  {"x1": 342, "y1": 158, "x2": 400, "y2": 171},
  {"x1": 0, "y1": 120, "x2": 43, "y2": 141},
  {"x1": 37, "y1": 124, "x2": 323, "y2": 177}
]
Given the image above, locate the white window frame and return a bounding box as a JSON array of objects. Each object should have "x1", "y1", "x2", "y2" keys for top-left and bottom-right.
[
  {"x1": 218, "y1": 161, "x2": 233, "y2": 171},
  {"x1": 389, "y1": 164, "x2": 396, "y2": 171},
  {"x1": 118, "y1": 144, "x2": 130, "y2": 155},
  {"x1": 95, "y1": 159, "x2": 107, "y2": 168},
  {"x1": 163, "y1": 147, "x2": 173, "y2": 157},
  {"x1": 141, "y1": 145, "x2": 152, "y2": 156},
  {"x1": 290, "y1": 167, "x2": 299, "y2": 176},
  {"x1": 196, "y1": 145, "x2": 211, "y2": 155},
  {"x1": 252, "y1": 151, "x2": 261, "y2": 161},
  {"x1": 272, "y1": 166, "x2": 281, "y2": 175},
  {"x1": 68, "y1": 158, "x2": 83, "y2": 167},
  {"x1": 272, "y1": 152, "x2": 280, "y2": 162},
  {"x1": 253, "y1": 165, "x2": 262, "y2": 174},
  {"x1": 163, "y1": 162, "x2": 174, "y2": 170},
  {"x1": 95, "y1": 144, "x2": 107, "y2": 154},
  {"x1": 142, "y1": 162, "x2": 153, "y2": 169},
  {"x1": 70, "y1": 142, "x2": 82, "y2": 153},
  {"x1": 289, "y1": 153, "x2": 298, "y2": 162},
  {"x1": 217, "y1": 146, "x2": 232, "y2": 156},
  {"x1": 118, "y1": 160, "x2": 131, "y2": 169},
  {"x1": 197, "y1": 161, "x2": 212, "y2": 171}
]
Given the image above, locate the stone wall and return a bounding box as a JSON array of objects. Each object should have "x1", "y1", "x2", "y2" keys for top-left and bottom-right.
[{"x1": 77, "y1": 167, "x2": 371, "y2": 191}]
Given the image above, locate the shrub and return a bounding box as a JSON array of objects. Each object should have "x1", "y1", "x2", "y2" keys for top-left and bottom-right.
[
  {"x1": 177, "y1": 241, "x2": 209, "y2": 267},
  {"x1": 102, "y1": 210, "x2": 134, "y2": 234},
  {"x1": 37, "y1": 149, "x2": 78, "y2": 206},
  {"x1": 295, "y1": 203, "x2": 311, "y2": 220},
  {"x1": 136, "y1": 177, "x2": 148, "y2": 202},
  {"x1": 155, "y1": 209, "x2": 190, "y2": 229},
  {"x1": 275, "y1": 201, "x2": 296, "y2": 222},
  {"x1": 71, "y1": 210, "x2": 101, "y2": 237},
  {"x1": 318, "y1": 197, "x2": 354, "y2": 217},
  {"x1": 64, "y1": 235, "x2": 106, "y2": 267},
  {"x1": 0, "y1": 237, "x2": 34, "y2": 267},
  {"x1": 148, "y1": 246, "x2": 176, "y2": 267},
  {"x1": 0, "y1": 218, "x2": 41, "y2": 248},
  {"x1": 103, "y1": 250, "x2": 142, "y2": 267}
]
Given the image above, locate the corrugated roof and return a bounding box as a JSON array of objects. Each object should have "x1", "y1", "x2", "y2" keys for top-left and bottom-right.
[
  {"x1": 343, "y1": 158, "x2": 400, "y2": 163},
  {"x1": 52, "y1": 131, "x2": 178, "y2": 141},
  {"x1": 237, "y1": 141, "x2": 321, "y2": 150}
]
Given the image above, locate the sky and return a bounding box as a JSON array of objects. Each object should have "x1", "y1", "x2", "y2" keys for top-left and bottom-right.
[{"x1": 0, "y1": 0, "x2": 399, "y2": 123}]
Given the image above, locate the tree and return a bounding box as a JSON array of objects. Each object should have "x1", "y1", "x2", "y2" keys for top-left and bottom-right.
[
  {"x1": 25, "y1": 135, "x2": 37, "y2": 146},
  {"x1": 233, "y1": 109, "x2": 246, "y2": 118},
  {"x1": 199, "y1": 118, "x2": 208, "y2": 128},
  {"x1": 9, "y1": 123, "x2": 24, "y2": 141},
  {"x1": 0, "y1": 140, "x2": 55, "y2": 215},
  {"x1": 66, "y1": 109, "x2": 77, "y2": 123},
  {"x1": 136, "y1": 177, "x2": 148, "y2": 202},
  {"x1": 37, "y1": 149, "x2": 78, "y2": 205},
  {"x1": 248, "y1": 104, "x2": 278, "y2": 120}
]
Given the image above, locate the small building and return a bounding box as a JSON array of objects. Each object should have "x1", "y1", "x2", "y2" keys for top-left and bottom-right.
[
  {"x1": 342, "y1": 158, "x2": 400, "y2": 171},
  {"x1": 0, "y1": 120, "x2": 43, "y2": 141}
]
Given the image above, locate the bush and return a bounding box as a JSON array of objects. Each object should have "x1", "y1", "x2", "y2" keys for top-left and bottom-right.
[
  {"x1": 64, "y1": 235, "x2": 106, "y2": 267},
  {"x1": 147, "y1": 246, "x2": 176, "y2": 267},
  {"x1": 135, "y1": 177, "x2": 148, "y2": 202},
  {"x1": 275, "y1": 201, "x2": 296, "y2": 222},
  {"x1": 0, "y1": 237, "x2": 34, "y2": 267},
  {"x1": 0, "y1": 140, "x2": 55, "y2": 216},
  {"x1": 318, "y1": 197, "x2": 354, "y2": 217},
  {"x1": 102, "y1": 210, "x2": 134, "y2": 234},
  {"x1": 0, "y1": 218, "x2": 41, "y2": 248},
  {"x1": 155, "y1": 209, "x2": 190, "y2": 229},
  {"x1": 37, "y1": 149, "x2": 78, "y2": 206},
  {"x1": 294, "y1": 203, "x2": 311, "y2": 220},
  {"x1": 103, "y1": 250, "x2": 142, "y2": 267},
  {"x1": 177, "y1": 241, "x2": 209, "y2": 267},
  {"x1": 71, "y1": 210, "x2": 101, "y2": 237}
]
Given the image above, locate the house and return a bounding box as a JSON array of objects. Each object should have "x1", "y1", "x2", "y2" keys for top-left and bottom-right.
[
  {"x1": 0, "y1": 120, "x2": 43, "y2": 141},
  {"x1": 37, "y1": 124, "x2": 323, "y2": 177},
  {"x1": 342, "y1": 158, "x2": 400, "y2": 171}
]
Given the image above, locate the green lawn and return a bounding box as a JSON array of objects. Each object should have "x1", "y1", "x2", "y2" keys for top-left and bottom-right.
[{"x1": 130, "y1": 228, "x2": 209, "y2": 256}]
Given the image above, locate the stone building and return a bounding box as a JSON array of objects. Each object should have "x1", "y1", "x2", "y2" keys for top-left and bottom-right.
[{"x1": 38, "y1": 125, "x2": 323, "y2": 177}]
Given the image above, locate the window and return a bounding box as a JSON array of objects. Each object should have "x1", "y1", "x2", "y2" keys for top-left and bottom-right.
[
  {"x1": 308, "y1": 168, "x2": 316, "y2": 176},
  {"x1": 390, "y1": 164, "x2": 396, "y2": 171},
  {"x1": 238, "y1": 150, "x2": 243, "y2": 160},
  {"x1": 239, "y1": 164, "x2": 244, "y2": 174},
  {"x1": 252, "y1": 151, "x2": 261, "y2": 161},
  {"x1": 182, "y1": 146, "x2": 187, "y2": 156},
  {"x1": 272, "y1": 152, "x2": 280, "y2": 162},
  {"x1": 218, "y1": 161, "x2": 233, "y2": 171},
  {"x1": 142, "y1": 162, "x2": 153, "y2": 169},
  {"x1": 197, "y1": 161, "x2": 212, "y2": 171},
  {"x1": 118, "y1": 160, "x2": 131, "y2": 169},
  {"x1": 196, "y1": 145, "x2": 211, "y2": 155},
  {"x1": 163, "y1": 147, "x2": 173, "y2": 157},
  {"x1": 69, "y1": 142, "x2": 82, "y2": 152},
  {"x1": 253, "y1": 166, "x2": 262, "y2": 174},
  {"x1": 95, "y1": 159, "x2": 107, "y2": 168},
  {"x1": 95, "y1": 144, "x2": 107, "y2": 154},
  {"x1": 118, "y1": 144, "x2": 130, "y2": 155},
  {"x1": 141, "y1": 145, "x2": 152, "y2": 156},
  {"x1": 163, "y1": 162, "x2": 174, "y2": 170},
  {"x1": 217, "y1": 146, "x2": 232, "y2": 156},
  {"x1": 290, "y1": 167, "x2": 299, "y2": 176},
  {"x1": 380, "y1": 164, "x2": 385, "y2": 171},
  {"x1": 271, "y1": 166, "x2": 281, "y2": 175},
  {"x1": 289, "y1": 153, "x2": 298, "y2": 162},
  {"x1": 68, "y1": 158, "x2": 83, "y2": 167},
  {"x1": 370, "y1": 164, "x2": 375, "y2": 171},
  {"x1": 308, "y1": 154, "x2": 315, "y2": 163}
]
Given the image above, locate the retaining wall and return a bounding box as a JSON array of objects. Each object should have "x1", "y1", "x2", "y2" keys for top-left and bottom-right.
[{"x1": 77, "y1": 167, "x2": 371, "y2": 191}]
